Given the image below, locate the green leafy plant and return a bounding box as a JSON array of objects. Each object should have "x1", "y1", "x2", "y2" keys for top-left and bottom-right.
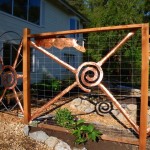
[
  {"x1": 55, "y1": 108, "x2": 102, "y2": 144},
  {"x1": 50, "y1": 78, "x2": 61, "y2": 91},
  {"x1": 55, "y1": 108, "x2": 75, "y2": 129},
  {"x1": 72, "y1": 119, "x2": 101, "y2": 144},
  {"x1": 32, "y1": 77, "x2": 61, "y2": 93}
]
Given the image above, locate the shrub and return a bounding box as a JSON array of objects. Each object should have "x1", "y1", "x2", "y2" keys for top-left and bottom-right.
[{"x1": 55, "y1": 108, "x2": 102, "y2": 144}]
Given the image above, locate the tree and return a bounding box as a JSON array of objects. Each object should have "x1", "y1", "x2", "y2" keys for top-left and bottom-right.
[
  {"x1": 143, "y1": 0, "x2": 150, "y2": 23},
  {"x1": 65, "y1": 0, "x2": 88, "y2": 16},
  {"x1": 66, "y1": 0, "x2": 148, "y2": 86}
]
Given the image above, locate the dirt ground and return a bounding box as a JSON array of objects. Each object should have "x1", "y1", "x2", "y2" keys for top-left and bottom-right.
[
  {"x1": 0, "y1": 110, "x2": 140, "y2": 150},
  {"x1": 0, "y1": 95, "x2": 150, "y2": 150},
  {"x1": 0, "y1": 113, "x2": 51, "y2": 150}
]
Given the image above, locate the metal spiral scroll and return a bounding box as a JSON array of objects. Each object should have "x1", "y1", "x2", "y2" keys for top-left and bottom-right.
[
  {"x1": 1, "y1": 66, "x2": 17, "y2": 89},
  {"x1": 95, "y1": 101, "x2": 113, "y2": 116},
  {"x1": 76, "y1": 62, "x2": 103, "y2": 92}
]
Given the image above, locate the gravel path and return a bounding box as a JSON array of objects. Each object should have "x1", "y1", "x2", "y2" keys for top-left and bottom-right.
[{"x1": 0, "y1": 113, "x2": 52, "y2": 150}]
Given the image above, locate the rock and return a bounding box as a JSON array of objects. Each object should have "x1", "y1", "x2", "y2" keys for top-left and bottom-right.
[
  {"x1": 111, "y1": 110, "x2": 119, "y2": 116},
  {"x1": 130, "y1": 89, "x2": 141, "y2": 95},
  {"x1": 45, "y1": 136, "x2": 59, "y2": 149},
  {"x1": 23, "y1": 125, "x2": 30, "y2": 136},
  {"x1": 117, "y1": 113, "x2": 126, "y2": 122},
  {"x1": 80, "y1": 96, "x2": 88, "y2": 99},
  {"x1": 127, "y1": 104, "x2": 137, "y2": 111},
  {"x1": 147, "y1": 115, "x2": 150, "y2": 124},
  {"x1": 54, "y1": 140, "x2": 71, "y2": 150},
  {"x1": 121, "y1": 104, "x2": 127, "y2": 109},
  {"x1": 70, "y1": 98, "x2": 82, "y2": 109},
  {"x1": 70, "y1": 99, "x2": 95, "y2": 113},
  {"x1": 148, "y1": 109, "x2": 150, "y2": 115},
  {"x1": 129, "y1": 111, "x2": 137, "y2": 122},
  {"x1": 73, "y1": 147, "x2": 87, "y2": 150},
  {"x1": 77, "y1": 100, "x2": 95, "y2": 113},
  {"x1": 29, "y1": 131, "x2": 49, "y2": 142}
]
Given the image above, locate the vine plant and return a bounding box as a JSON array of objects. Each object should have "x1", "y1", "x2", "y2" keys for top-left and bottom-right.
[{"x1": 55, "y1": 108, "x2": 102, "y2": 144}]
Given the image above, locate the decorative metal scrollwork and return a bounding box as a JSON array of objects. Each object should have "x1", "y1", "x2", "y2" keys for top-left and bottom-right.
[
  {"x1": 76, "y1": 62, "x2": 103, "y2": 92},
  {"x1": 0, "y1": 31, "x2": 23, "y2": 113},
  {"x1": 30, "y1": 31, "x2": 140, "y2": 134},
  {"x1": 95, "y1": 101, "x2": 113, "y2": 115},
  {"x1": 1, "y1": 66, "x2": 17, "y2": 89}
]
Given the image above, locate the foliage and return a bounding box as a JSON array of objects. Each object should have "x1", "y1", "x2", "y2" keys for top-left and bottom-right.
[
  {"x1": 41, "y1": 73, "x2": 61, "y2": 91},
  {"x1": 33, "y1": 78, "x2": 61, "y2": 92},
  {"x1": 55, "y1": 108, "x2": 75, "y2": 129},
  {"x1": 143, "y1": 0, "x2": 150, "y2": 23},
  {"x1": 72, "y1": 119, "x2": 101, "y2": 144},
  {"x1": 65, "y1": 0, "x2": 88, "y2": 16},
  {"x1": 55, "y1": 108, "x2": 102, "y2": 144},
  {"x1": 66, "y1": 0, "x2": 147, "y2": 87},
  {"x1": 32, "y1": 72, "x2": 61, "y2": 93}
]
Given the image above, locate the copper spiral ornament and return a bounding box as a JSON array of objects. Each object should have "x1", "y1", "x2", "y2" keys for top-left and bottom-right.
[
  {"x1": 95, "y1": 101, "x2": 113, "y2": 116},
  {"x1": 76, "y1": 62, "x2": 103, "y2": 92},
  {"x1": 1, "y1": 66, "x2": 17, "y2": 89}
]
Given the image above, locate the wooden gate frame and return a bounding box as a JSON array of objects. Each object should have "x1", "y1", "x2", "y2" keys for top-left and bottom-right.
[{"x1": 23, "y1": 23, "x2": 149, "y2": 150}]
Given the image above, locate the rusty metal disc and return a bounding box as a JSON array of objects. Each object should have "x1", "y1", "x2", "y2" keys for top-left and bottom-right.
[{"x1": 1, "y1": 65, "x2": 17, "y2": 89}]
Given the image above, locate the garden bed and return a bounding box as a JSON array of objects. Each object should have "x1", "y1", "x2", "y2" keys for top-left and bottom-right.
[{"x1": 30, "y1": 123, "x2": 139, "y2": 150}]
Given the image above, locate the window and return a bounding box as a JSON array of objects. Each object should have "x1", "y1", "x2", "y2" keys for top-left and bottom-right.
[
  {"x1": 14, "y1": 0, "x2": 27, "y2": 20},
  {"x1": 0, "y1": 0, "x2": 12, "y2": 14},
  {"x1": 0, "y1": 0, "x2": 41, "y2": 25},
  {"x1": 3, "y1": 42, "x2": 35, "y2": 72},
  {"x1": 3, "y1": 43, "x2": 23, "y2": 72},
  {"x1": 29, "y1": 0, "x2": 40, "y2": 24},
  {"x1": 70, "y1": 18, "x2": 80, "y2": 39}
]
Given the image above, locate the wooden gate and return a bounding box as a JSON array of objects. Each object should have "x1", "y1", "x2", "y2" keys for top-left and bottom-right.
[{"x1": 23, "y1": 24, "x2": 149, "y2": 150}]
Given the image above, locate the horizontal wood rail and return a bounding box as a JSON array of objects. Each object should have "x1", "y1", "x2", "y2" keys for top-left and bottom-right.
[{"x1": 28, "y1": 24, "x2": 142, "y2": 38}]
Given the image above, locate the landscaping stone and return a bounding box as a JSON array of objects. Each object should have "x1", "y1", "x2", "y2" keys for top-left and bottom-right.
[
  {"x1": 70, "y1": 99, "x2": 95, "y2": 113},
  {"x1": 78, "y1": 100, "x2": 95, "y2": 112},
  {"x1": 147, "y1": 115, "x2": 150, "y2": 124},
  {"x1": 80, "y1": 95, "x2": 88, "y2": 99},
  {"x1": 121, "y1": 104, "x2": 127, "y2": 109},
  {"x1": 29, "y1": 131, "x2": 49, "y2": 142},
  {"x1": 54, "y1": 140, "x2": 71, "y2": 150},
  {"x1": 72, "y1": 147, "x2": 87, "y2": 150},
  {"x1": 127, "y1": 104, "x2": 137, "y2": 111},
  {"x1": 117, "y1": 113, "x2": 126, "y2": 122},
  {"x1": 111, "y1": 109, "x2": 119, "y2": 116},
  {"x1": 148, "y1": 109, "x2": 150, "y2": 116},
  {"x1": 70, "y1": 98, "x2": 82, "y2": 109},
  {"x1": 129, "y1": 111, "x2": 137, "y2": 122},
  {"x1": 23, "y1": 125, "x2": 30, "y2": 136},
  {"x1": 45, "y1": 136, "x2": 59, "y2": 149},
  {"x1": 130, "y1": 89, "x2": 141, "y2": 95}
]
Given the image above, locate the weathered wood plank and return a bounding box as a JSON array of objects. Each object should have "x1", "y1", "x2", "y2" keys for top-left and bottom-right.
[
  {"x1": 23, "y1": 28, "x2": 31, "y2": 124},
  {"x1": 28, "y1": 24, "x2": 142, "y2": 38},
  {"x1": 101, "y1": 134, "x2": 139, "y2": 145},
  {"x1": 139, "y1": 23, "x2": 149, "y2": 150}
]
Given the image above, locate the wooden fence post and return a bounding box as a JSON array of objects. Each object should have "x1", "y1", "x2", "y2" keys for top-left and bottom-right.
[
  {"x1": 139, "y1": 23, "x2": 149, "y2": 150},
  {"x1": 23, "y1": 28, "x2": 31, "y2": 124}
]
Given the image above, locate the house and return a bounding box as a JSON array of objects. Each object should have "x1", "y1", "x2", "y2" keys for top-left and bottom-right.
[{"x1": 0, "y1": 0, "x2": 89, "y2": 85}]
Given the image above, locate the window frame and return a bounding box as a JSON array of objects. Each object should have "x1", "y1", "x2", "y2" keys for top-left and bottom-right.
[
  {"x1": 70, "y1": 17, "x2": 80, "y2": 39},
  {"x1": 0, "y1": 0, "x2": 41, "y2": 26},
  {"x1": 2, "y1": 42, "x2": 23, "y2": 72}
]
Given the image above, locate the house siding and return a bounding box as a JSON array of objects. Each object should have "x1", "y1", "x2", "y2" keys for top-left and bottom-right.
[{"x1": 0, "y1": 0, "x2": 85, "y2": 83}]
